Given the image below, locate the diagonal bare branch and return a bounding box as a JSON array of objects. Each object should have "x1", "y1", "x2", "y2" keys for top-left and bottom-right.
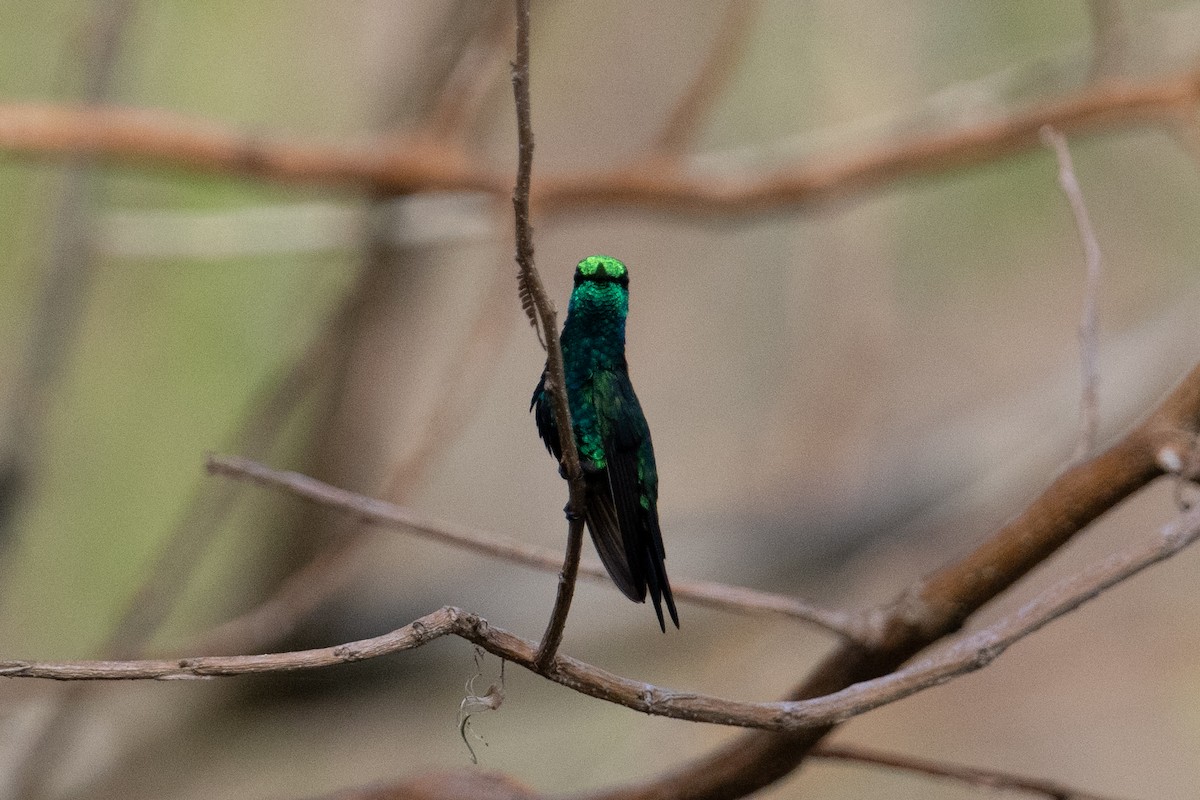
[
  {"x1": 205, "y1": 453, "x2": 865, "y2": 639},
  {"x1": 813, "y1": 743, "x2": 1129, "y2": 800}
]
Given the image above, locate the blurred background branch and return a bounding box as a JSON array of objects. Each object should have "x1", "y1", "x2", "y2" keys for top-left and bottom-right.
[{"x1": 0, "y1": 66, "x2": 1197, "y2": 216}]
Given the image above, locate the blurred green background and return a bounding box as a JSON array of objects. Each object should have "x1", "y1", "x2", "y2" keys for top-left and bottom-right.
[{"x1": 0, "y1": 1, "x2": 1197, "y2": 798}]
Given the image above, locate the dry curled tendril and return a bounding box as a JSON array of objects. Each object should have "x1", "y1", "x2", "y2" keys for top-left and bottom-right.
[{"x1": 458, "y1": 646, "x2": 506, "y2": 764}]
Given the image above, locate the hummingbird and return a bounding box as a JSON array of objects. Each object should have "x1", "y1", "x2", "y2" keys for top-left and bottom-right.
[{"x1": 531, "y1": 254, "x2": 679, "y2": 631}]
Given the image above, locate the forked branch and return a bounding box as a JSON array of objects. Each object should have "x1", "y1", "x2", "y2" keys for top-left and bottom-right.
[{"x1": 0, "y1": 496, "x2": 1198, "y2": 744}]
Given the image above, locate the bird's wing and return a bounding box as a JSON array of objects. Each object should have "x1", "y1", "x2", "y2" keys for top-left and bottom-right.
[
  {"x1": 536, "y1": 367, "x2": 641, "y2": 599},
  {"x1": 583, "y1": 475, "x2": 642, "y2": 601},
  {"x1": 594, "y1": 371, "x2": 654, "y2": 603},
  {"x1": 530, "y1": 369, "x2": 561, "y2": 461},
  {"x1": 598, "y1": 370, "x2": 678, "y2": 630}
]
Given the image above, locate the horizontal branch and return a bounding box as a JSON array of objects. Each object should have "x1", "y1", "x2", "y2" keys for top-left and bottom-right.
[
  {"x1": 0, "y1": 103, "x2": 489, "y2": 191},
  {"x1": 3, "y1": 503, "x2": 1198, "y2": 736},
  {"x1": 205, "y1": 453, "x2": 865, "y2": 640},
  {"x1": 0, "y1": 68, "x2": 1197, "y2": 216}
]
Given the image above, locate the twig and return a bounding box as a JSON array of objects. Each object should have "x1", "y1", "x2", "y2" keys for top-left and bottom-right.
[
  {"x1": 509, "y1": 0, "x2": 547, "y2": 345},
  {"x1": 536, "y1": 514, "x2": 585, "y2": 669},
  {"x1": 1041, "y1": 125, "x2": 1103, "y2": 459},
  {"x1": 653, "y1": 0, "x2": 760, "y2": 154},
  {"x1": 813, "y1": 743, "x2": 1126, "y2": 800},
  {"x1": 457, "y1": 647, "x2": 505, "y2": 764},
  {"x1": 509, "y1": 0, "x2": 586, "y2": 669},
  {"x1": 204, "y1": 453, "x2": 864, "y2": 639},
  {"x1": 1, "y1": 69, "x2": 1199, "y2": 217},
  {"x1": 3, "y1": 500, "x2": 1200, "y2": 736}
]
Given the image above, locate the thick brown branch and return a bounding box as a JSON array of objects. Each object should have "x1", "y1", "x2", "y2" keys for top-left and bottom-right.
[
  {"x1": 595, "y1": 361, "x2": 1200, "y2": 800},
  {"x1": 204, "y1": 453, "x2": 864, "y2": 638},
  {"x1": 0, "y1": 70, "x2": 1197, "y2": 216}
]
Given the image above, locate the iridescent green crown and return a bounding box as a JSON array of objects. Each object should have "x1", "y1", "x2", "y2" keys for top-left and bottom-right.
[{"x1": 574, "y1": 254, "x2": 628, "y2": 285}]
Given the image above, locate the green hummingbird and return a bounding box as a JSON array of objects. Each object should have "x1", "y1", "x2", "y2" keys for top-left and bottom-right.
[{"x1": 531, "y1": 254, "x2": 679, "y2": 631}]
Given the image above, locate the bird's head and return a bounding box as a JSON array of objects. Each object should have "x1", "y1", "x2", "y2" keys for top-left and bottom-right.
[{"x1": 568, "y1": 255, "x2": 630, "y2": 322}]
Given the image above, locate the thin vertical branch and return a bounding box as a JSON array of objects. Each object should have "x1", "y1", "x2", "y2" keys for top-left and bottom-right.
[
  {"x1": 1041, "y1": 125, "x2": 1103, "y2": 459},
  {"x1": 536, "y1": 515, "x2": 586, "y2": 668},
  {"x1": 510, "y1": 0, "x2": 585, "y2": 669},
  {"x1": 511, "y1": 1, "x2": 546, "y2": 345}
]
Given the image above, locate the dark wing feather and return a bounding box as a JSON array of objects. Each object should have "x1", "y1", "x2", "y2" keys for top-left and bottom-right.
[
  {"x1": 534, "y1": 367, "x2": 640, "y2": 597},
  {"x1": 583, "y1": 474, "x2": 642, "y2": 601},
  {"x1": 598, "y1": 371, "x2": 678, "y2": 631},
  {"x1": 642, "y1": 506, "x2": 679, "y2": 630},
  {"x1": 531, "y1": 369, "x2": 561, "y2": 461},
  {"x1": 604, "y1": 446, "x2": 648, "y2": 601}
]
